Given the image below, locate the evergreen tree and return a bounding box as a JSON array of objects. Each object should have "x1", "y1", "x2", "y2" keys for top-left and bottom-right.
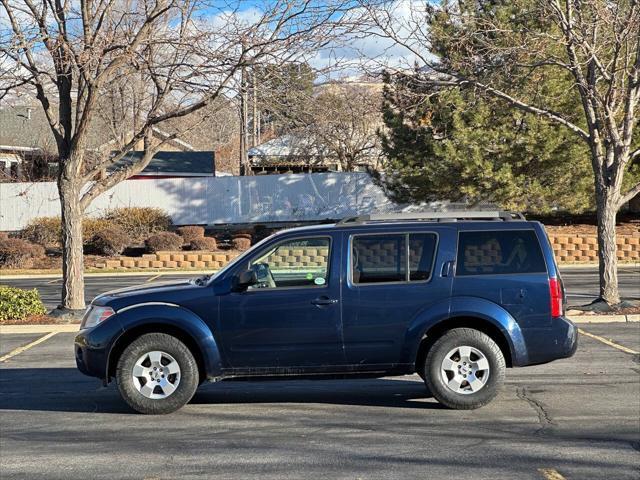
[{"x1": 379, "y1": 70, "x2": 593, "y2": 213}]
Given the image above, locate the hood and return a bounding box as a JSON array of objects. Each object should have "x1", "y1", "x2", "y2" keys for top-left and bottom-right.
[{"x1": 92, "y1": 279, "x2": 205, "y2": 309}]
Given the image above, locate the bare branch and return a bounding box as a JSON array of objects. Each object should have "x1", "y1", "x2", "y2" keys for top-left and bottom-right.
[{"x1": 618, "y1": 182, "x2": 640, "y2": 208}]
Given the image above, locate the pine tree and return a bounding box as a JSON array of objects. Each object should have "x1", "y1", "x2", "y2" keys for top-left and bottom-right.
[{"x1": 379, "y1": 70, "x2": 593, "y2": 214}]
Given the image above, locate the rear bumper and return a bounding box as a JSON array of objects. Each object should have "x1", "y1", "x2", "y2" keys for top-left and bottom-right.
[{"x1": 519, "y1": 316, "x2": 578, "y2": 366}]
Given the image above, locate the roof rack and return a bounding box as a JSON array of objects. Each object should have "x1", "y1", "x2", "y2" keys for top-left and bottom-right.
[{"x1": 337, "y1": 210, "x2": 525, "y2": 225}]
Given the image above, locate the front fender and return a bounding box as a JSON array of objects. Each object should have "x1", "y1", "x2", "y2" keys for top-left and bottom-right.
[
  {"x1": 111, "y1": 303, "x2": 223, "y2": 380},
  {"x1": 401, "y1": 296, "x2": 529, "y2": 367}
]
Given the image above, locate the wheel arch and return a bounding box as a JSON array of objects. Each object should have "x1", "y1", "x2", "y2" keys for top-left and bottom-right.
[
  {"x1": 106, "y1": 304, "x2": 223, "y2": 383},
  {"x1": 415, "y1": 316, "x2": 514, "y2": 375},
  {"x1": 107, "y1": 323, "x2": 207, "y2": 382}
]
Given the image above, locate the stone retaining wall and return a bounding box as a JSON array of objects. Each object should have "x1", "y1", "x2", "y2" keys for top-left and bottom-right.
[
  {"x1": 96, "y1": 251, "x2": 240, "y2": 270},
  {"x1": 95, "y1": 232, "x2": 639, "y2": 270},
  {"x1": 548, "y1": 233, "x2": 638, "y2": 263}
]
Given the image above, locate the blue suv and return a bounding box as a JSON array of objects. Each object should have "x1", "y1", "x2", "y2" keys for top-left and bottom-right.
[{"x1": 75, "y1": 211, "x2": 577, "y2": 414}]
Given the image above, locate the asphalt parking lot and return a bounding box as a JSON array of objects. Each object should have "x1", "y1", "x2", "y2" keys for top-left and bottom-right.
[
  {"x1": 1, "y1": 266, "x2": 638, "y2": 310},
  {"x1": 0, "y1": 324, "x2": 638, "y2": 479}
]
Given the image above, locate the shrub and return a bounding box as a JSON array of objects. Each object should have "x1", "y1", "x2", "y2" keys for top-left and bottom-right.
[
  {"x1": 232, "y1": 234, "x2": 252, "y2": 251},
  {"x1": 21, "y1": 216, "x2": 61, "y2": 247},
  {"x1": 83, "y1": 218, "x2": 116, "y2": 242},
  {"x1": 177, "y1": 226, "x2": 205, "y2": 244},
  {"x1": 86, "y1": 226, "x2": 130, "y2": 256},
  {"x1": 0, "y1": 238, "x2": 45, "y2": 268},
  {"x1": 189, "y1": 236, "x2": 217, "y2": 251},
  {"x1": 145, "y1": 231, "x2": 183, "y2": 253},
  {"x1": 21, "y1": 216, "x2": 118, "y2": 248},
  {"x1": 102, "y1": 207, "x2": 171, "y2": 242},
  {"x1": 0, "y1": 286, "x2": 47, "y2": 321}
]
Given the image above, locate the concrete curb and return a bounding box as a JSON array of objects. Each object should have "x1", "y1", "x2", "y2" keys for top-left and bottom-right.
[
  {"x1": 0, "y1": 324, "x2": 80, "y2": 334},
  {"x1": 568, "y1": 314, "x2": 639, "y2": 324},
  {"x1": 559, "y1": 262, "x2": 639, "y2": 270}
]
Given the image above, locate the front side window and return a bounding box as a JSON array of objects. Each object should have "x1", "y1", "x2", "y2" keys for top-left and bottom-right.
[
  {"x1": 456, "y1": 230, "x2": 546, "y2": 276},
  {"x1": 248, "y1": 237, "x2": 330, "y2": 289},
  {"x1": 352, "y1": 233, "x2": 437, "y2": 284}
]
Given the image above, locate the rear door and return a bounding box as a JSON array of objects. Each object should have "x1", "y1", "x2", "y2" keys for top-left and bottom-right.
[{"x1": 340, "y1": 226, "x2": 456, "y2": 367}]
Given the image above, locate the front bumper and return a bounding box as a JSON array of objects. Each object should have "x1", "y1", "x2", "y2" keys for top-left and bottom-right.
[
  {"x1": 74, "y1": 317, "x2": 124, "y2": 381},
  {"x1": 520, "y1": 316, "x2": 578, "y2": 366}
]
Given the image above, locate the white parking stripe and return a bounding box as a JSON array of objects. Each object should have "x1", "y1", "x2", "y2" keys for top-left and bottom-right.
[
  {"x1": 578, "y1": 328, "x2": 639, "y2": 355},
  {"x1": 538, "y1": 469, "x2": 567, "y2": 480},
  {"x1": 0, "y1": 332, "x2": 58, "y2": 362}
]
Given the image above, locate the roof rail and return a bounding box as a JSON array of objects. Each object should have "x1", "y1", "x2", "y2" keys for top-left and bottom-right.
[{"x1": 337, "y1": 210, "x2": 525, "y2": 225}]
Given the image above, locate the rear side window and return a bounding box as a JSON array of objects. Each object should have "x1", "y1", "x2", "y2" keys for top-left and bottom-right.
[
  {"x1": 352, "y1": 233, "x2": 437, "y2": 284},
  {"x1": 456, "y1": 230, "x2": 546, "y2": 276}
]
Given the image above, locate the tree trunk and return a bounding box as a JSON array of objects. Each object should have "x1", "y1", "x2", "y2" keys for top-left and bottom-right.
[
  {"x1": 595, "y1": 187, "x2": 620, "y2": 305},
  {"x1": 58, "y1": 179, "x2": 86, "y2": 310}
]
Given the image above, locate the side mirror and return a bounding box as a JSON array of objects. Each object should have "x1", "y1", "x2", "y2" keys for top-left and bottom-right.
[{"x1": 233, "y1": 269, "x2": 257, "y2": 291}]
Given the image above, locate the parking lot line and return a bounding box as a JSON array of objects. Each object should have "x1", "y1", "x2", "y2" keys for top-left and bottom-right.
[
  {"x1": 538, "y1": 468, "x2": 567, "y2": 480},
  {"x1": 578, "y1": 328, "x2": 639, "y2": 355},
  {"x1": 0, "y1": 332, "x2": 58, "y2": 362},
  {"x1": 146, "y1": 274, "x2": 163, "y2": 282}
]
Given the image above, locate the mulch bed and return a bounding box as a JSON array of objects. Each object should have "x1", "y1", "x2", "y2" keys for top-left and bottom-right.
[{"x1": 0, "y1": 315, "x2": 80, "y2": 325}]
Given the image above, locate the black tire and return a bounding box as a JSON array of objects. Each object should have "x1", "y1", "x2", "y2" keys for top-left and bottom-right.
[
  {"x1": 423, "y1": 328, "x2": 505, "y2": 410},
  {"x1": 116, "y1": 333, "x2": 199, "y2": 414}
]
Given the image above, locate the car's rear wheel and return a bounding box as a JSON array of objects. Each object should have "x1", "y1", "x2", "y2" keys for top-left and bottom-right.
[
  {"x1": 116, "y1": 333, "x2": 199, "y2": 414},
  {"x1": 423, "y1": 328, "x2": 505, "y2": 410}
]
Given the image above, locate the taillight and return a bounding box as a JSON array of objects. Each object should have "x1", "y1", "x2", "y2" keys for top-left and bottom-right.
[{"x1": 549, "y1": 277, "x2": 563, "y2": 317}]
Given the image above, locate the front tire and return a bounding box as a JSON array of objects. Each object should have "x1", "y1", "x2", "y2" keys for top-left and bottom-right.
[
  {"x1": 116, "y1": 333, "x2": 199, "y2": 414},
  {"x1": 424, "y1": 328, "x2": 505, "y2": 410}
]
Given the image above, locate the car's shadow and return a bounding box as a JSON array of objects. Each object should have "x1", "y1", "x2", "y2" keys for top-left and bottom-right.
[{"x1": 0, "y1": 368, "x2": 440, "y2": 414}]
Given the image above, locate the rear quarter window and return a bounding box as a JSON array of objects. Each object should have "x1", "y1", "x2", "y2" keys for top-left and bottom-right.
[{"x1": 456, "y1": 230, "x2": 546, "y2": 276}]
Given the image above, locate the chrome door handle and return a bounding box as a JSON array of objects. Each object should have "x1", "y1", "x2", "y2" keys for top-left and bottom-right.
[
  {"x1": 311, "y1": 297, "x2": 339, "y2": 306},
  {"x1": 441, "y1": 260, "x2": 454, "y2": 277}
]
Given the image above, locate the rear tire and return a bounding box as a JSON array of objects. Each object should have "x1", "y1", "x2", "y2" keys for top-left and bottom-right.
[
  {"x1": 116, "y1": 333, "x2": 199, "y2": 414},
  {"x1": 423, "y1": 328, "x2": 505, "y2": 410}
]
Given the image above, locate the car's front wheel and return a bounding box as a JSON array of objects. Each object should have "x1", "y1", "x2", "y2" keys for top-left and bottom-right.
[
  {"x1": 116, "y1": 333, "x2": 199, "y2": 414},
  {"x1": 423, "y1": 328, "x2": 505, "y2": 410}
]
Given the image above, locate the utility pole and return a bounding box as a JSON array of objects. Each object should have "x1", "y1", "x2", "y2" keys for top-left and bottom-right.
[
  {"x1": 252, "y1": 69, "x2": 260, "y2": 146},
  {"x1": 239, "y1": 65, "x2": 250, "y2": 175}
]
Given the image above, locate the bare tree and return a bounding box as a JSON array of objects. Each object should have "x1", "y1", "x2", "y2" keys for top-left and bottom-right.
[
  {"x1": 309, "y1": 82, "x2": 383, "y2": 171},
  {"x1": 0, "y1": 0, "x2": 350, "y2": 311},
  {"x1": 358, "y1": 0, "x2": 639, "y2": 305}
]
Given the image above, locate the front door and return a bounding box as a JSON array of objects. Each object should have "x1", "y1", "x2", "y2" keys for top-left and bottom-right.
[{"x1": 218, "y1": 234, "x2": 344, "y2": 372}]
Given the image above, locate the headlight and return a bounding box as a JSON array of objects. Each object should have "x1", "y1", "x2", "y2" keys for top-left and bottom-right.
[{"x1": 80, "y1": 306, "x2": 115, "y2": 329}]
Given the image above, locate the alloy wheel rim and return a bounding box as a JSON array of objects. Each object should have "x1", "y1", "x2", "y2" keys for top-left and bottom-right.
[
  {"x1": 132, "y1": 350, "x2": 181, "y2": 399},
  {"x1": 440, "y1": 345, "x2": 490, "y2": 395}
]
